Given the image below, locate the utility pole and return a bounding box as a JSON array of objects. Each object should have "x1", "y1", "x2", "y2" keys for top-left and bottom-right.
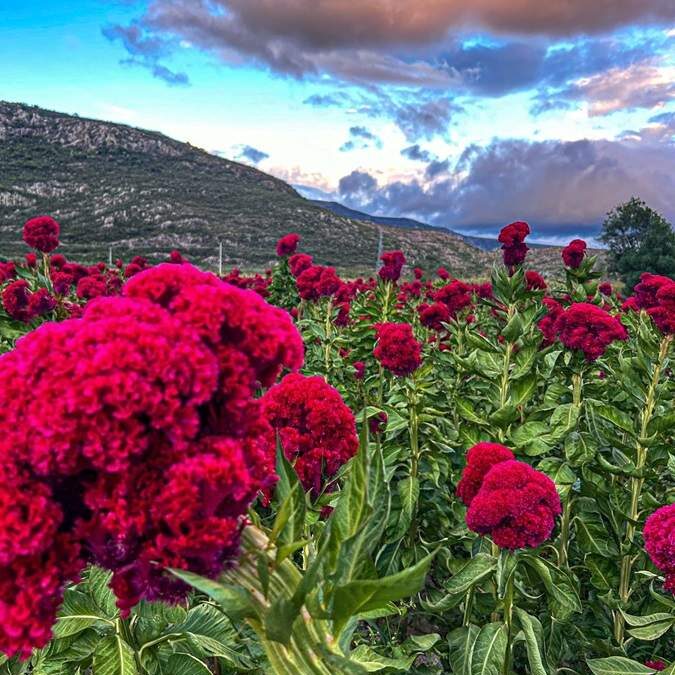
[
  {"x1": 218, "y1": 242, "x2": 223, "y2": 276},
  {"x1": 376, "y1": 227, "x2": 383, "y2": 274},
  {"x1": 108, "y1": 246, "x2": 112, "y2": 267}
]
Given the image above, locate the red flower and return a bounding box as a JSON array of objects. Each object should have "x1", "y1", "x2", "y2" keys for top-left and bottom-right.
[
  {"x1": 561, "y1": 239, "x2": 587, "y2": 269},
  {"x1": 373, "y1": 322, "x2": 422, "y2": 377},
  {"x1": 554, "y1": 302, "x2": 628, "y2": 361},
  {"x1": 24, "y1": 254, "x2": 37, "y2": 268},
  {"x1": 168, "y1": 250, "x2": 185, "y2": 264},
  {"x1": 23, "y1": 216, "x2": 60, "y2": 253},
  {"x1": 437, "y1": 267, "x2": 450, "y2": 280},
  {"x1": 76, "y1": 275, "x2": 108, "y2": 300},
  {"x1": 353, "y1": 361, "x2": 366, "y2": 380},
  {"x1": 644, "y1": 504, "x2": 675, "y2": 595},
  {"x1": 498, "y1": 221, "x2": 530, "y2": 267},
  {"x1": 0, "y1": 263, "x2": 304, "y2": 657},
  {"x1": 28, "y1": 289, "x2": 56, "y2": 317},
  {"x1": 599, "y1": 281, "x2": 613, "y2": 296},
  {"x1": 457, "y1": 442, "x2": 515, "y2": 507},
  {"x1": 434, "y1": 280, "x2": 473, "y2": 316},
  {"x1": 50, "y1": 254, "x2": 67, "y2": 270},
  {"x1": 645, "y1": 661, "x2": 667, "y2": 671},
  {"x1": 413, "y1": 267, "x2": 424, "y2": 279},
  {"x1": 276, "y1": 233, "x2": 300, "y2": 257},
  {"x1": 0, "y1": 262, "x2": 16, "y2": 284},
  {"x1": 262, "y1": 374, "x2": 358, "y2": 495},
  {"x1": 419, "y1": 302, "x2": 451, "y2": 330},
  {"x1": 525, "y1": 270, "x2": 546, "y2": 290},
  {"x1": 466, "y1": 460, "x2": 561, "y2": 549},
  {"x1": 634, "y1": 273, "x2": 672, "y2": 309},
  {"x1": 369, "y1": 411, "x2": 388, "y2": 435},
  {"x1": 296, "y1": 265, "x2": 342, "y2": 301},
  {"x1": 379, "y1": 250, "x2": 406, "y2": 282},
  {"x1": 289, "y1": 253, "x2": 313, "y2": 277},
  {"x1": 2, "y1": 280, "x2": 34, "y2": 322}
]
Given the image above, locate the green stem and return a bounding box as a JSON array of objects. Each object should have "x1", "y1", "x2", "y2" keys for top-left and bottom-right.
[
  {"x1": 406, "y1": 378, "x2": 420, "y2": 542},
  {"x1": 615, "y1": 334, "x2": 672, "y2": 645},
  {"x1": 502, "y1": 554, "x2": 515, "y2": 675},
  {"x1": 323, "y1": 299, "x2": 333, "y2": 378}
]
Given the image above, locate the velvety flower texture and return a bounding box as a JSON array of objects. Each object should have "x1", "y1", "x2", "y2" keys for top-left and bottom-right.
[
  {"x1": 0, "y1": 263, "x2": 304, "y2": 658},
  {"x1": 625, "y1": 273, "x2": 675, "y2": 334},
  {"x1": 457, "y1": 442, "x2": 515, "y2": 507},
  {"x1": 434, "y1": 280, "x2": 473, "y2": 317},
  {"x1": 379, "y1": 250, "x2": 406, "y2": 282},
  {"x1": 23, "y1": 216, "x2": 60, "y2": 253},
  {"x1": 262, "y1": 373, "x2": 358, "y2": 495},
  {"x1": 419, "y1": 302, "x2": 451, "y2": 331},
  {"x1": 525, "y1": 270, "x2": 547, "y2": 291},
  {"x1": 289, "y1": 253, "x2": 313, "y2": 277},
  {"x1": 562, "y1": 239, "x2": 587, "y2": 269},
  {"x1": 498, "y1": 221, "x2": 530, "y2": 267},
  {"x1": 296, "y1": 265, "x2": 342, "y2": 301},
  {"x1": 554, "y1": 302, "x2": 628, "y2": 361},
  {"x1": 643, "y1": 504, "x2": 675, "y2": 594},
  {"x1": 0, "y1": 262, "x2": 16, "y2": 284},
  {"x1": 466, "y1": 460, "x2": 561, "y2": 549},
  {"x1": 276, "y1": 233, "x2": 300, "y2": 257},
  {"x1": 373, "y1": 322, "x2": 422, "y2": 376}
]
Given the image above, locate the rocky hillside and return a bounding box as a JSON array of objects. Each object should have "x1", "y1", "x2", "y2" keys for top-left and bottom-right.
[{"x1": 0, "y1": 101, "x2": 494, "y2": 276}]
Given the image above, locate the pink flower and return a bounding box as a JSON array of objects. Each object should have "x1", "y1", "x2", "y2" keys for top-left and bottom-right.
[
  {"x1": 562, "y1": 239, "x2": 587, "y2": 269},
  {"x1": 23, "y1": 216, "x2": 60, "y2": 253},
  {"x1": 373, "y1": 322, "x2": 422, "y2": 377},
  {"x1": 276, "y1": 233, "x2": 301, "y2": 257}
]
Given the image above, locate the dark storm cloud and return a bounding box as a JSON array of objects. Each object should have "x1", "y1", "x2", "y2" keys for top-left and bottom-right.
[
  {"x1": 102, "y1": 23, "x2": 190, "y2": 86},
  {"x1": 238, "y1": 145, "x2": 269, "y2": 163},
  {"x1": 336, "y1": 130, "x2": 675, "y2": 235}
]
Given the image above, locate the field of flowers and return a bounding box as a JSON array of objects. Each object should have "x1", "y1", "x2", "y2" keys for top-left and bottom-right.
[{"x1": 0, "y1": 216, "x2": 672, "y2": 674}]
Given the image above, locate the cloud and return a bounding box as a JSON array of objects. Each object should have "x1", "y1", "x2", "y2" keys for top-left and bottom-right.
[
  {"x1": 237, "y1": 145, "x2": 270, "y2": 163},
  {"x1": 340, "y1": 125, "x2": 383, "y2": 152},
  {"x1": 537, "y1": 60, "x2": 675, "y2": 116},
  {"x1": 102, "y1": 23, "x2": 190, "y2": 86},
  {"x1": 425, "y1": 159, "x2": 450, "y2": 179},
  {"x1": 333, "y1": 127, "x2": 675, "y2": 237},
  {"x1": 401, "y1": 145, "x2": 435, "y2": 162}
]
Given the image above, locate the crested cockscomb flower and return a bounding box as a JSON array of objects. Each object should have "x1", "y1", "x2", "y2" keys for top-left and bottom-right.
[
  {"x1": 437, "y1": 267, "x2": 450, "y2": 280},
  {"x1": 379, "y1": 250, "x2": 406, "y2": 282},
  {"x1": 457, "y1": 442, "x2": 515, "y2": 507},
  {"x1": 466, "y1": 460, "x2": 561, "y2": 549},
  {"x1": 562, "y1": 239, "x2": 587, "y2": 269},
  {"x1": 276, "y1": 233, "x2": 300, "y2": 257},
  {"x1": 24, "y1": 254, "x2": 37, "y2": 269},
  {"x1": 262, "y1": 373, "x2": 358, "y2": 495},
  {"x1": 296, "y1": 265, "x2": 342, "y2": 301},
  {"x1": 289, "y1": 253, "x2": 313, "y2": 277},
  {"x1": 645, "y1": 660, "x2": 667, "y2": 671},
  {"x1": 525, "y1": 270, "x2": 546, "y2": 291},
  {"x1": 353, "y1": 361, "x2": 366, "y2": 380},
  {"x1": 23, "y1": 216, "x2": 60, "y2": 253},
  {"x1": 2, "y1": 280, "x2": 34, "y2": 323},
  {"x1": 498, "y1": 221, "x2": 530, "y2": 267},
  {"x1": 369, "y1": 411, "x2": 388, "y2": 436},
  {"x1": 0, "y1": 263, "x2": 304, "y2": 657},
  {"x1": 434, "y1": 280, "x2": 473, "y2": 316},
  {"x1": 373, "y1": 322, "x2": 422, "y2": 377},
  {"x1": 76, "y1": 275, "x2": 108, "y2": 300},
  {"x1": 553, "y1": 302, "x2": 628, "y2": 361},
  {"x1": 419, "y1": 302, "x2": 451, "y2": 331},
  {"x1": 0, "y1": 262, "x2": 16, "y2": 284},
  {"x1": 644, "y1": 504, "x2": 675, "y2": 594},
  {"x1": 599, "y1": 281, "x2": 613, "y2": 296}
]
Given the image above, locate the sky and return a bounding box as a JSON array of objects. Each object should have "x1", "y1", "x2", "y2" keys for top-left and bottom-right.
[{"x1": 1, "y1": 1, "x2": 674, "y2": 244}]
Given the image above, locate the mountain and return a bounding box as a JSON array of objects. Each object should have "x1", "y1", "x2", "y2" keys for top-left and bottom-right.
[
  {"x1": 310, "y1": 199, "x2": 501, "y2": 251},
  {"x1": 0, "y1": 101, "x2": 493, "y2": 277}
]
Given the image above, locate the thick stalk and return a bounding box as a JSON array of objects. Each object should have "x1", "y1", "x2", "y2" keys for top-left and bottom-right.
[
  {"x1": 614, "y1": 335, "x2": 672, "y2": 644},
  {"x1": 323, "y1": 299, "x2": 333, "y2": 377},
  {"x1": 557, "y1": 372, "x2": 583, "y2": 567},
  {"x1": 502, "y1": 555, "x2": 515, "y2": 675},
  {"x1": 406, "y1": 379, "x2": 420, "y2": 542}
]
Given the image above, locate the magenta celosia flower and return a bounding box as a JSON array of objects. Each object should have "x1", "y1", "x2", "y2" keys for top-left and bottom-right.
[
  {"x1": 24, "y1": 254, "x2": 37, "y2": 268},
  {"x1": 0, "y1": 263, "x2": 304, "y2": 657},
  {"x1": 525, "y1": 270, "x2": 546, "y2": 290},
  {"x1": 437, "y1": 267, "x2": 450, "y2": 280},
  {"x1": 498, "y1": 221, "x2": 530, "y2": 267},
  {"x1": 466, "y1": 460, "x2": 561, "y2": 549},
  {"x1": 562, "y1": 239, "x2": 587, "y2": 269},
  {"x1": 553, "y1": 302, "x2": 628, "y2": 361},
  {"x1": 645, "y1": 660, "x2": 667, "y2": 671},
  {"x1": 644, "y1": 504, "x2": 675, "y2": 595},
  {"x1": 369, "y1": 411, "x2": 388, "y2": 435},
  {"x1": 23, "y1": 216, "x2": 60, "y2": 253},
  {"x1": 262, "y1": 373, "x2": 358, "y2": 495},
  {"x1": 419, "y1": 302, "x2": 451, "y2": 331},
  {"x1": 276, "y1": 233, "x2": 300, "y2": 257},
  {"x1": 289, "y1": 253, "x2": 313, "y2": 277},
  {"x1": 379, "y1": 250, "x2": 406, "y2": 282},
  {"x1": 296, "y1": 265, "x2": 342, "y2": 301},
  {"x1": 76, "y1": 275, "x2": 108, "y2": 300},
  {"x1": 2, "y1": 280, "x2": 34, "y2": 323},
  {"x1": 353, "y1": 361, "x2": 366, "y2": 380},
  {"x1": 434, "y1": 280, "x2": 473, "y2": 316},
  {"x1": 456, "y1": 442, "x2": 515, "y2": 507},
  {"x1": 373, "y1": 322, "x2": 422, "y2": 377},
  {"x1": 599, "y1": 281, "x2": 613, "y2": 296}
]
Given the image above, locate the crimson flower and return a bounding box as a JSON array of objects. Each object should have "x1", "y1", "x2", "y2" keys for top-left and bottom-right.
[
  {"x1": 599, "y1": 282, "x2": 613, "y2": 296},
  {"x1": 289, "y1": 253, "x2": 313, "y2": 277},
  {"x1": 379, "y1": 250, "x2": 406, "y2": 282},
  {"x1": 23, "y1": 216, "x2": 60, "y2": 253},
  {"x1": 466, "y1": 460, "x2": 561, "y2": 549},
  {"x1": 373, "y1": 322, "x2": 422, "y2": 376},
  {"x1": 554, "y1": 302, "x2": 628, "y2": 361},
  {"x1": 562, "y1": 239, "x2": 587, "y2": 269},
  {"x1": 2, "y1": 280, "x2": 34, "y2": 322},
  {"x1": 419, "y1": 302, "x2": 451, "y2": 331},
  {"x1": 262, "y1": 373, "x2": 358, "y2": 495},
  {"x1": 457, "y1": 442, "x2": 515, "y2": 507},
  {"x1": 644, "y1": 504, "x2": 675, "y2": 594},
  {"x1": 0, "y1": 262, "x2": 16, "y2": 284},
  {"x1": 276, "y1": 233, "x2": 300, "y2": 257},
  {"x1": 498, "y1": 221, "x2": 530, "y2": 267},
  {"x1": 525, "y1": 270, "x2": 546, "y2": 290},
  {"x1": 434, "y1": 280, "x2": 473, "y2": 316},
  {"x1": 296, "y1": 265, "x2": 342, "y2": 301}
]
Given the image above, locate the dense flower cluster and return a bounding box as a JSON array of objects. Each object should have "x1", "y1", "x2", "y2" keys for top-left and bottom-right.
[
  {"x1": 643, "y1": 504, "x2": 675, "y2": 594},
  {"x1": 379, "y1": 250, "x2": 406, "y2": 282},
  {"x1": 434, "y1": 280, "x2": 473, "y2": 317},
  {"x1": 419, "y1": 302, "x2": 451, "y2": 330},
  {"x1": 0, "y1": 263, "x2": 304, "y2": 657},
  {"x1": 276, "y1": 233, "x2": 300, "y2": 257},
  {"x1": 538, "y1": 298, "x2": 563, "y2": 345},
  {"x1": 0, "y1": 262, "x2": 16, "y2": 284},
  {"x1": 296, "y1": 265, "x2": 342, "y2": 301},
  {"x1": 373, "y1": 322, "x2": 422, "y2": 376},
  {"x1": 626, "y1": 273, "x2": 675, "y2": 334},
  {"x1": 2, "y1": 280, "x2": 56, "y2": 323},
  {"x1": 498, "y1": 221, "x2": 530, "y2": 267},
  {"x1": 289, "y1": 253, "x2": 313, "y2": 277},
  {"x1": 562, "y1": 239, "x2": 587, "y2": 269},
  {"x1": 23, "y1": 216, "x2": 60, "y2": 253},
  {"x1": 554, "y1": 302, "x2": 628, "y2": 361},
  {"x1": 525, "y1": 270, "x2": 546, "y2": 291},
  {"x1": 262, "y1": 373, "x2": 358, "y2": 494},
  {"x1": 466, "y1": 459, "x2": 561, "y2": 549},
  {"x1": 457, "y1": 442, "x2": 515, "y2": 507}
]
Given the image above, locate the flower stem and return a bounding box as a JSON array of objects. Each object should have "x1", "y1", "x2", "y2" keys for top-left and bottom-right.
[{"x1": 502, "y1": 552, "x2": 515, "y2": 675}]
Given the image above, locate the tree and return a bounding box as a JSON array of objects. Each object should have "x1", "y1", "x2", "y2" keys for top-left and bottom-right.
[{"x1": 600, "y1": 197, "x2": 675, "y2": 290}]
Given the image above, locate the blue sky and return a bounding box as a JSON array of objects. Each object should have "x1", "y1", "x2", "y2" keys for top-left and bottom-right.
[{"x1": 1, "y1": 1, "x2": 674, "y2": 244}]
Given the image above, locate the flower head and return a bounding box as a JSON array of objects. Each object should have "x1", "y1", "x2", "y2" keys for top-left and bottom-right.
[
  {"x1": 457, "y1": 442, "x2": 515, "y2": 507},
  {"x1": 23, "y1": 216, "x2": 60, "y2": 253},
  {"x1": 276, "y1": 233, "x2": 300, "y2": 257},
  {"x1": 644, "y1": 504, "x2": 675, "y2": 594},
  {"x1": 525, "y1": 270, "x2": 546, "y2": 291},
  {"x1": 498, "y1": 221, "x2": 530, "y2": 267},
  {"x1": 466, "y1": 460, "x2": 561, "y2": 549},
  {"x1": 289, "y1": 253, "x2": 313, "y2": 277},
  {"x1": 379, "y1": 250, "x2": 406, "y2": 282},
  {"x1": 562, "y1": 239, "x2": 587, "y2": 269},
  {"x1": 373, "y1": 322, "x2": 422, "y2": 377}
]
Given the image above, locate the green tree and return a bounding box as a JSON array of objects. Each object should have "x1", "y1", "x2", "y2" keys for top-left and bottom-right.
[{"x1": 600, "y1": 197, "x2": 675, "y2": 290}]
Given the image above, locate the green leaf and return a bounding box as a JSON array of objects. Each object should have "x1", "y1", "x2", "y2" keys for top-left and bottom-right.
[
  {"x1": 514, "y1": 609, "x2": 546, "y2": 675},
  {"x1": 470, "y1": 623, "x2": 508, "y2": 675},
  {"x1": 620, "y1": 611, "x2": 674, "y2": 640},
  {"x1": 424, "y1": 554, "x2": 496, "y2": 612},
  {"x1": 53, "y1": 589, "x2": 114, "y2": 639},
  {"x1": 447, "y1": 625, "x2": 480, "y2": 675},
  {"x1": 92, "y1": 635, "x2": 137, "y2": 675},
  {"x1": 587, "y1": 656, "x2": 656, "y2": 674},
  {"x1": 511, "y1": 374, "x2": 537, "y2": 407},
  {"x1": 165, "y1": 653, "x2": 212, "y2": 675},
  {"x1": 349, "y1": 645, "x2": 415, "y2": 672},
  {"x1": 396, "y1": 475, "x2": 419, "y2": 534},
  {"x1": 331, "y1": 551, "x2": 434, "y2": 636},
  {"x1": 592, "y1": 404, "x2": 636, "y2": 435}
]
